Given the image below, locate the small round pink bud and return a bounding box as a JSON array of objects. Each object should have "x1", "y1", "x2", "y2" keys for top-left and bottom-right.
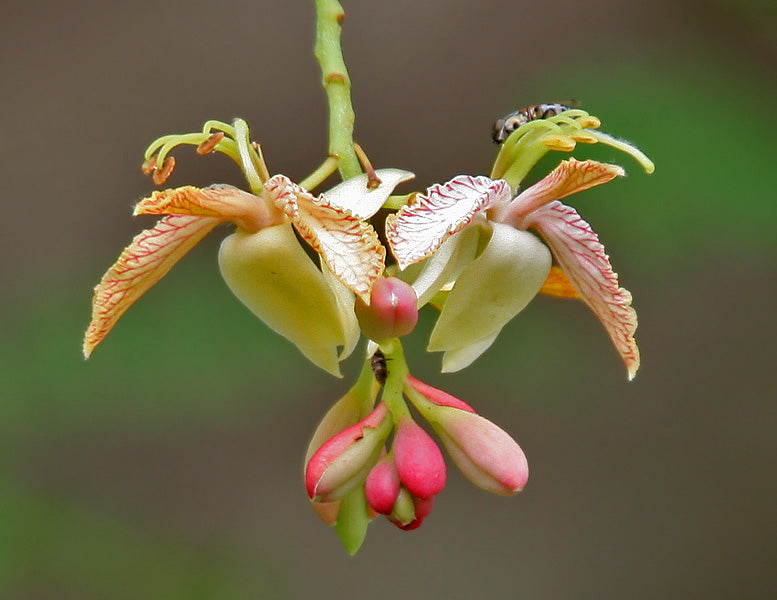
[
  {"x1": 392, "y1": 417, "x2": 446, "y2": 499},
  {"x1": 365, "y1": 455, "x2": 401, "y2": 514},
  {"x1": 355, "y1": 277, "x2": 419, "y2": 342}
]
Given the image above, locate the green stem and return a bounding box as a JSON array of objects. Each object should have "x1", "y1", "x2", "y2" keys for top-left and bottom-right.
[
  {"x1": 314, "y1": 0, "x2": 361, "y2": 180},
  {"x1": 379, "y1": 340, "x2": 412, "y2": 422}
]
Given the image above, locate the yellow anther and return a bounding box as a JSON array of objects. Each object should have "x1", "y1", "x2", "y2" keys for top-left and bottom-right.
[{"x1": 541, "y1": 135, "x2": 577, "y2": 152}]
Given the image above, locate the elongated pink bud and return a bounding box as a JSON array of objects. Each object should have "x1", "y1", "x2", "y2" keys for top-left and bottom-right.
[
  {"x1": 392, "y1": 417, "x2": 446, "y2": 499},
  {"x1": 355, "y1": 276, "x2": 419, "y2": 342},
  {"x1": 305, "y1": 402, "x2": 391, "y2": 502},
  {"x1": 365, "y1": 455, "x2": 401, "y2": 514},
  {"x1": 433, "y1": 408, "x2": 528, "y2": 495},
  {"x1": 406, "y1": 377, "x2": 528, "y2": 495}
]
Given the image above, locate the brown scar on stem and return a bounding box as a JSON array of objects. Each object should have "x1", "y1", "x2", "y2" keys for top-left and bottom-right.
[{"x1": 325, "y1": 73, "x2": 347, "y2": 84}]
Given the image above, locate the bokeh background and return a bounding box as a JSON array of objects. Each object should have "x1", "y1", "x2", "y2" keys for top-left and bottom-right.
[{"x1": 2, "y1": 0, "x2": 776, "y2": 598}]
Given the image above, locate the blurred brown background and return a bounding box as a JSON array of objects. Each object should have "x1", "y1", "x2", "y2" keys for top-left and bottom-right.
[{"x1": 2, "y1": 1, "x2": 776, "y2": 598}]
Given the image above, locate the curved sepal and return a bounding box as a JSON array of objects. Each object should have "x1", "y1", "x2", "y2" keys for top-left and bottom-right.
[
  {"x1": 218, "y1": 223, "x2": 352, "y2": 376},
  {"x1": 524, "y1": 202, "x2": 640, "y2": 379},
  {"x1": 386, "y1": 175, "x2": 511, "y2": 270},
  {"x1": 323, "y1": 169, "x2": 415, "y2": 218},
  {"x1": 427, "y1": 223, "x2": 552, "y2": 370},
  {"x1": 83, "y1": 215, "x2": 221, "y2": 358}
]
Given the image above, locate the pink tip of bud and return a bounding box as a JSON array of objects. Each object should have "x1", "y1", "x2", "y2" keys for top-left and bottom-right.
[
  {"x1": 406, "y1": 375, "x2": 476, "y2": 413},
  {"x1": 413, "y1": 494, "x2": 435, "y2": 519},
  {"x1": 355, "y1": 277, "x2": 419, "y2": 343},
  {"x1": 389, "y1": 515, "x2": 425, "y2": 531},
  {"x1": 365, "y1": 456, "x2": 401, "y2": 514},
  {"x1": 392, "y1": 417, "x2": 446, "y2": 499}
]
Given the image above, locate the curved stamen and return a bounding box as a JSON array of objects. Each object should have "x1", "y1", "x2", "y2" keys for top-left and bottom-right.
[{"x1": 233, "y1": 118, "x2": 266, "y2": 193}]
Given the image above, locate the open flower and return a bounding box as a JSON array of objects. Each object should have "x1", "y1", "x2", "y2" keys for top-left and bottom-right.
[
  {"x1": 387, "y1": 158, "x2": 641, "y2": 378},
  {"x1": 83, "y1": 119, "x2": 413, "y2": 375}
]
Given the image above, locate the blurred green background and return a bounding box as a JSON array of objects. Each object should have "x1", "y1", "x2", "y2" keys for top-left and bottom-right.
[{"x1": 2, "y1": 1, "x2": 776, "y2": 598}]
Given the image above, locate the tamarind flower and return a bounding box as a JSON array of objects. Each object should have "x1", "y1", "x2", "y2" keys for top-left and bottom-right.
[
  {"x1": 83, "y1": 118, "x2": 413, "y2": 376},
  {"x1": 387, "y1": 158, "x2": 642, "y2": 378}
]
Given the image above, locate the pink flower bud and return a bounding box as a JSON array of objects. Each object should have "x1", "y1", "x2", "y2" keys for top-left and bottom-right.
[
  {"x1": 432, "y1": 407, "x2": 529, "y2": 495},
  {"x1": 355, "y1": 277, "x2": 419, "y2": 342},
  {"x1": 392, "y1": 417, "x2": 446, "y2": 499},
  {"x1": 305, "y1": 402, "x2": 391, "y2": 502},
  {"x1": 365, "y1": 455, "x2": 401, "y2": 514}
]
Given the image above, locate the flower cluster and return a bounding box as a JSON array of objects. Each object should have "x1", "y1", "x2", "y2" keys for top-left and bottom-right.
[{"x1": 84, "y1": 104, "x2": 652, "y2": 552}]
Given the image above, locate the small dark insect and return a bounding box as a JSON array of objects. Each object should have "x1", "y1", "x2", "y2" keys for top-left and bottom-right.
[
  {"x1": 370, "y1": 350, "x2": 388, "y2": 385},
  {"x1": 492, "y1": 101, "x2": 579, "y2": 144}
]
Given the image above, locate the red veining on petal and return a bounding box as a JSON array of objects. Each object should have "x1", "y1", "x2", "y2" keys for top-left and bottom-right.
[
  {"x1": 386, "y1": 175, "x2": 511, "y2": 270},
  {"x1": 264, "y1": 174, "x2": 385, "y2": 302},
  {"x1": 525, "y1": 202, "x2": 639, "y2": 379},
  {"x1": 134, "y1": 184, "x2": 271, "y2": 232},
  {"x1": 83, "y1": 215, "x2": 221, "y2": 357},
  {"x1": 505, "y1": 159, "x2": 624, "y2": 225}
]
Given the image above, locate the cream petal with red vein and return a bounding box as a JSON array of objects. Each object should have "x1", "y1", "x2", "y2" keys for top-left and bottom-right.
[
  {"x1": 386, "y1": 175, "x2": 511, "y2": 270},
  {"x1": 264, "y1": 175, "x2": 385, "y2": 303},
  {"x1": 501, "y1": 158, "x2": 624, "y2": 227},
  {"x1": 134, "y1": 184, "x2": 276, "y2": 232},
  {"x1": 83, "y1": 215, "x2": 221, "y2": 358},
  {"x1": 524, "y1": 201, "x2": 640, "y2": 379}
]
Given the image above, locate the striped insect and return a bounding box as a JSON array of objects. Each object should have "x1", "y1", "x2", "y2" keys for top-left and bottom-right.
[{"x1": 492, "y1": 101, "x2": 579, "y2": 144}]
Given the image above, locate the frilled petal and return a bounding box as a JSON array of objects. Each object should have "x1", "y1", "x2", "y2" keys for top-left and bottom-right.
[
  {"x1": 323, "y1": 169, "x2": 415, "y2": 218},
  {"x1": 218, "y1": 223, "x2": 354, "y2": 376},
  {"x1": 386, "y1": 175, "x2": 511, "y2": 270},
  {"x1": 83, "y1": 215, "x2": 221, "y2": 358},
  {"x1": 524, "y1": 202, "x2": 639, "y2": 379},
  {"x1": 428, "y1": 223, "x2": 552, "y2": 371},
  {"x1": 501, "y1": 158, "x2": 624, "y2": 226},
  {"x1": 264, "y1": 175, "x2": 385, "y2": 303},
  {"x1": 134, "y1": 184, "x2": 275, "y2": 232}
]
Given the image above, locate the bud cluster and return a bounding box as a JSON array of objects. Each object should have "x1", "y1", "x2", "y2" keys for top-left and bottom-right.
[{"x1": 304, "y1": 353, "x2": 529, "y2": 551}]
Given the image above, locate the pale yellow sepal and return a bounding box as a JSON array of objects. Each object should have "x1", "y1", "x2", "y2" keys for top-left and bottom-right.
[
  {"x1": 218, "y1": 223, "x2": 353, "y2": 376},
  {"x1": 428, "y1": 224, "x2": 552, "y2": 369}
]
